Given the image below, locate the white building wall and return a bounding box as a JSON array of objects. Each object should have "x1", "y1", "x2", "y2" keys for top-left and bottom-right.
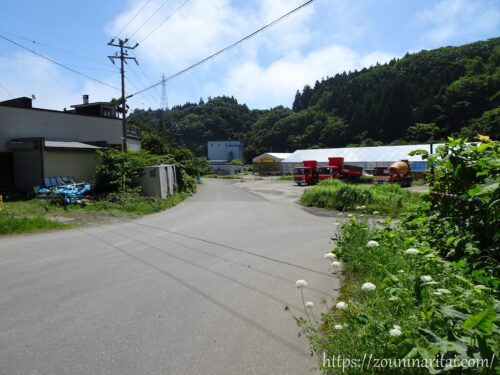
[{"x1": 0, "y1": 106, "x2": 123, "y2": 152}]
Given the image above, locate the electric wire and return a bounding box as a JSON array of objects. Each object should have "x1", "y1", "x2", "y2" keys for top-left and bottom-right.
[
  {"x1": 117, "y1": 0, "x2": 153, "y2": 37},
  {"x1": 138, "y1": 0, "x2": 191, "y2": 44},
  {"x1": 0, "y1": 82, "x2": 13, "y2": 98},
  {"x1": 0, "y1": 33, "x2": 120, "y2": 91},
  {"x1": 0, "y1": 29, "x2": 115, "y2": 69},
  {"x1": 127, "y1": 0, "x2": 315, "y2": 98},
  {"x1": 0, "y1": 54, "x2": 119, "y2": 73},
  {"x1": 128, "y1": 0, "x2": 172, "y2": 40}
]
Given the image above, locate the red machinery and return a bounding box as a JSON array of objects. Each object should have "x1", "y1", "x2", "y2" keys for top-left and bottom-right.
[{"x1": 293, "y1": 160, "x2": 318, "y2": 185}]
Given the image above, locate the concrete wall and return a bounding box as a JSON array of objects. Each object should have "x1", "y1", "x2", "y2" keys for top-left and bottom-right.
[
  {"x1": 207, "y1": 141, "x2": 243, "y2": 161},
  {"x1": 209, "y1": 163, "x2": 243, "y2": 175},
  {"x1": 43, "y1": 150, "x2": 98, "y2": 182},
  {"x1": 0, "y1": 106, "x2": 123, "y2": 152}
]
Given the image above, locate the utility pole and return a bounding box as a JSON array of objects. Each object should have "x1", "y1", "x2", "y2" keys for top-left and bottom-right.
[{"x1": 107, "y1": 38, "x2": 138, "y2": 152}]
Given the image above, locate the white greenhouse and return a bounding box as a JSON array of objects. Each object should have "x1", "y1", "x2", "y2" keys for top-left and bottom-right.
[{"x1": 281, "y1": 144, "x2": 440, "y2": 174}]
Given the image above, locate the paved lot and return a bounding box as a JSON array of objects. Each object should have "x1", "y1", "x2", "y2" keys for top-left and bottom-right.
[{"x1": 0, "y1": 179, "x2": 339, "y2": 375}]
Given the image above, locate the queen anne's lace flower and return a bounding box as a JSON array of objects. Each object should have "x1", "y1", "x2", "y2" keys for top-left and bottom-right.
[
  {"x1": 436, "y1": 288, "x2": 451, "y2": 294},
  {"x1": 372, "y1": 211, "x2": 380, "y2": 215},
  {"x1": 405, "y1": 248, "x2": 419, "y2": 255},
  {"x1": 324, "y1": 253, "x2": 336, "y2": 260},
  {"x1": 295, "y1": 279, "x2": 308, "y2": 288},
  {"x1": 305, "y1": 301, "x2": 314, "y2": 309},
  {"x1": 421, "y1": 275, "x2": 433, "y2": 282},
  {"x1": 367, "y1": 240, "x2": 379, "y2": 248},
  {"x1": 361, "y1": 282, "x2": 376, "y2": 291},
  {"x1": 334, "y1": 324, "x2": 343, "y2": 330},
  {"x1": 389, "y1": 325, "x2": 402, "y2": 337},
  {"x1": 336, "y1": 301, "x2": 348, "y2": 310}
]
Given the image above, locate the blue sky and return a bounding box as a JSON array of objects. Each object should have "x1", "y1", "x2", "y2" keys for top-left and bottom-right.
[{"x1": 0, "y1": 0, "x2": 498, "y2": 111}]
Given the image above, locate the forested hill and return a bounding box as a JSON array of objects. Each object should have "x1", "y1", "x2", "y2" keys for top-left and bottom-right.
[{"x1": 129, "y1": 37, "x2": 500, "y2": 162}]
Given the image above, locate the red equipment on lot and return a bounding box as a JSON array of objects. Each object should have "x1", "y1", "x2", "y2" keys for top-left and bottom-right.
[
  {"x1": 293, "y1": 160, "x2": 318, "y2": 185},
  {"x1": 295, "y1": 157, "x2": 364, "y2": 185},
  {"x1": 373, "y1": 160, "x2": 413, "y2": 187}
]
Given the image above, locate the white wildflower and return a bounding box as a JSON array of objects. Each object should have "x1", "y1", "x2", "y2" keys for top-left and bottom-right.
[
  {"x1": 324, "y1": 253, "x2": 336, "y2": 260},
  {"x1": 436, "y1": 288, "x2": 451, "y2": 294},
  {"x1": 367, "y1": 240, "x2": 379, "y2": 248},
  {"x1": 405, "y1": 248, "x2": 419, "y2": 255},
  {"x1": 361, "y1": 282, "x2": 376, "y2": 291},
  {"x1": 434, "y1": 292, "x2": 442, "y2": 296},
  {"x1": 372, "y1": 211, "x2": 380, "y2": 215},
  {"x1": 420, "y1": 275, "x2": 433, "y2": 282},
  {"x1": 331, "y1": 261, "x2": 342, "y2": 270},
  {"x1": 295, "y1": 279, "x2": 308, "y2": 288},
  {"x1": 360, "y1": 205, "x2": 366, "y2": 209},
  {"x1": 336, "y1": 301, "x2": 348, "y2": 310},
  {"x1": 305, "y1": 301, "x2": 314, "y2": 309},
  {"x1": 389, "y1": 325, "x2": 402, "y2": 337},
  {"x1": 398, "y1": 270, "x2": 405, "y2": 274},
  {"x1": 334, "y1": 324, "x2": 343, "y2": 330},
  {"x1": 393, "y1": 325, "x2": 401, "y2": 330},
  {"x1": 355, "y1": 206, "x2": 362, "y2": 210},
  {"x1": 347, "y1": 213, "x2": 353, "y2": 217}
]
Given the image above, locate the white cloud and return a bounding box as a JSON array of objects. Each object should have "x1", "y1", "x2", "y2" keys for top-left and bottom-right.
[
  {"x1": 216, "y1": 44, "x2": 397, "y2": 109},
  {"x1": 416, "y1": 0, "x2": 500, "y2": 44}
]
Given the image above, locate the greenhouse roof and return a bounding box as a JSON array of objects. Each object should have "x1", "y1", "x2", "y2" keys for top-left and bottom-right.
[{"x1": 283, "y1": 144, "x2": 442, "y2": 163}]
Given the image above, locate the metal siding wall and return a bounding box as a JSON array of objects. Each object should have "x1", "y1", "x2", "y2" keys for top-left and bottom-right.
[
  {"x1": 0, "y1": 106, "x2": 122, "y2": 152},
  {"x1": 43, "y1": 150, "x2": 98, "y2": 181}
]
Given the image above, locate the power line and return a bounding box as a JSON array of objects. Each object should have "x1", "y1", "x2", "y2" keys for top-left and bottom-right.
[
  {"x1": 0, "y1": 33, "x2": 120, "y2": 91},
  {"x1": 0, "y1": 29, "x2": 114, "y2": 69},
  {"x1": 117, "y1": 0, "x2": 153, "y2": 37},
  {"x1": 139, "y1": 0, "x2": 191, "y2": 44},
  {"x1": 0, "y1": 54, "x2": 119, "y2": 73},
  {"x1": 127, "y1": 0, "x2": 315, "y2": 99},
  {"x1": 127, "y1": 62, "x2": 159, "y2": 105},
  {"x1": 128, "y1": 0, "x2": 172, "y2": 40},
  {"x1": 0, "y1": 82, "x2": 13, "y2": 98}
]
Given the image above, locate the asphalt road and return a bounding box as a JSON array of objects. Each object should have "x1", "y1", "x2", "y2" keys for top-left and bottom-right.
[{"x1": 0, "y1": 180, "x2": 339, "y2": 375}]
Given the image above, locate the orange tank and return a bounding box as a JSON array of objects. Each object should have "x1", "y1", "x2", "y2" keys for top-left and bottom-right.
[{"x1": 390, "y1": 161, "x2": 409, "y2": 176}]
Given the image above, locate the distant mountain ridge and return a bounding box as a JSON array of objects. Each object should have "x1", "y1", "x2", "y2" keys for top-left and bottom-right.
[{"x1": 129, "y1": 37, "x2": 500, "y2": 162}]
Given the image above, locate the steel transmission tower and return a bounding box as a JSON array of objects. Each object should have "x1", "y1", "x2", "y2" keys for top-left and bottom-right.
[{"x1": 160, "y1": 74, "x2": 169, "y2": 110}]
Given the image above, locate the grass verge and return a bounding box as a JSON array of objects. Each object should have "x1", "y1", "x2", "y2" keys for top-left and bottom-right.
[{"x1": 0, "y1": 192, "x2": 191, "y2": 236}]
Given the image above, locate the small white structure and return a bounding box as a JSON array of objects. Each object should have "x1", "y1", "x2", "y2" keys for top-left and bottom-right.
[
  {"x1": 140, "y1": 164, "x2": 176, "y2": 198},
  {"x1": 252, "y1": 152, "x2": 291, "y2": 175}
]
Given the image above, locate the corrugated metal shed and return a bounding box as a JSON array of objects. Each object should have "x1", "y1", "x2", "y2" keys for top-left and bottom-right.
[{"x1": 282, "y1": 144, "x2": 440, "y2": 174}]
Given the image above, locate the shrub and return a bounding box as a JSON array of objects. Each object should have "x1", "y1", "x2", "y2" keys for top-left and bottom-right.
[
  {"x1": 294, "y1": 218, "x2": 500, "y2": 374},
  {"x1": 301, "y1": 180, "x2": 415, "y2": 214}
]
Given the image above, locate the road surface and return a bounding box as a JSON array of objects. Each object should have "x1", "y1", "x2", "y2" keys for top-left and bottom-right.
[{"x1": 0, "y1": 180, "x2": 338, "y2": 374}]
